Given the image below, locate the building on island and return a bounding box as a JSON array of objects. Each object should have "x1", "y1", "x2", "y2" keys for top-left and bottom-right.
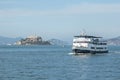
[{"x1": 15, "y1": 35, "x2": 50, "y2": 45}]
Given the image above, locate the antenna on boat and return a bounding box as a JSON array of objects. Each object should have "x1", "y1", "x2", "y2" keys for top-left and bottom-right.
[{"x1": 81, "y1": 29, "x2": 86, "y2": 36}]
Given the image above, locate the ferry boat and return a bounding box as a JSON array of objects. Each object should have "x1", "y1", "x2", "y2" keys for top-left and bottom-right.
[{"x1": 72, "y1": 34, "x2": 108, "y2": 54}]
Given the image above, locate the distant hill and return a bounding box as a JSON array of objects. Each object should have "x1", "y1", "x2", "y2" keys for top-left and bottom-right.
[
  {"x1": 0, "y1": 36, "x2": 21, "y2": 45},
  {"x1": 49, "y1": 39, "x2": 70, "y2": 46},
  {"x1": 107, "y1": 36, "x2": 120, "y2": 45}
]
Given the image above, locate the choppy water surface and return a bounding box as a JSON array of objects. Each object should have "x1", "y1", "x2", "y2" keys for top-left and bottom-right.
[{"x1": 0, "y1": 45, "x2": 120, "y2": 80}]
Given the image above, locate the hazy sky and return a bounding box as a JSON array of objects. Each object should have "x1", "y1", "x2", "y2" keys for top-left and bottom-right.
[{"x1": 0, "y1": 0, "x2": 120, "y2": 41}]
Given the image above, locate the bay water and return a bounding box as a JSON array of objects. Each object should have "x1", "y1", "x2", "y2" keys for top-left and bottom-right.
[{"x1": 0, "y1": 45, "x2": 120, "y2": 80}]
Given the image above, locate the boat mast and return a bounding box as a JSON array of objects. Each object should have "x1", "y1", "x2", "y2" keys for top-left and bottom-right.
[{"x1": 81, "y1": 29, "x2": 86, "y2": 36}]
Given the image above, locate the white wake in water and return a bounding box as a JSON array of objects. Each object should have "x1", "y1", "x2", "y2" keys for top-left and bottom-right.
[
  {"x1": 68, "y1": 52, "x2": 92, "y2": 56},
  {"x1": 68, "y1": 53, "x2": 75, "y2": 55}
]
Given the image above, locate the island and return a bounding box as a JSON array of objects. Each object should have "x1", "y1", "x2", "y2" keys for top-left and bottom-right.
[{"x1": 15, "y1": 35, "x2": 51, "y2": 45}]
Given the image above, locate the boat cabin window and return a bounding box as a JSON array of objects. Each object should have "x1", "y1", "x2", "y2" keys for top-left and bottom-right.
[
  {"x1": 94, "y1": 39, "x2": 99, "y2": 42},
  {"x1": 73, "y1": 41, "x2": 90, "y2": 43},
  {"x1": 96, "y1": 47, "x2": 104, "y2": 49},
  {"x1": 93, "y1": 42, "x2": 107, "y2": 45},
  {"x1": 104, "y1": 47, "x2": 107, "y2": 49},
  {"x1": 91, "y1": 47, "x2": 95, "y2": 49}
]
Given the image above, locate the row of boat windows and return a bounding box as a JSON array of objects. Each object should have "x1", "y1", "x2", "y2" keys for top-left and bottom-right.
[
  {"x1": 91, "y1": 47, "x2": 107, "y2": 49},
  {"x1": 73, "y1": 41, "x2": 107, "y2": 45},
  {"x1": 93, "y1": 43, "x2": 107, "y2": 45},
  {"x1": 73, "y1": 41, "x2": 89, "y2": 43}
]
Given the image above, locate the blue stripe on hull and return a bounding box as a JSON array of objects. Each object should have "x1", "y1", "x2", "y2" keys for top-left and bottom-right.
[{"x1": 72, "y1": 49, "x2": 108, "y2": 54}]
